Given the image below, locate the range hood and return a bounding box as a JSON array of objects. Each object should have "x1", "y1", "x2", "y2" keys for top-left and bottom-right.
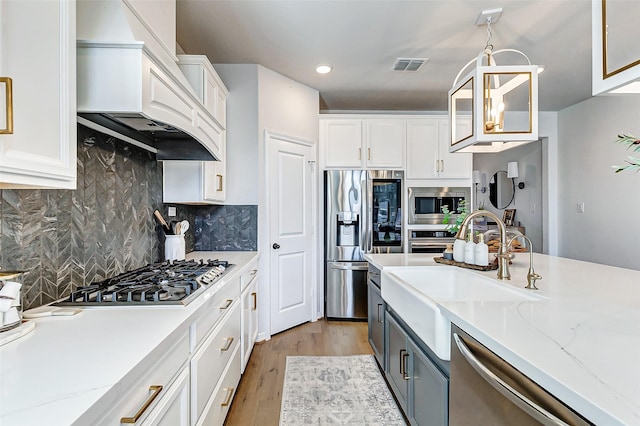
[{"x1": 76, "y1": 0, "x2": 221, "y2": 161}]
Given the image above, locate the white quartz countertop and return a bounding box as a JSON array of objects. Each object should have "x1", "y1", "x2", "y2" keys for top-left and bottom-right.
[
  {"x1": 0, "y1": 251, "x2": 258, "y2": 426},
  {"x1": 365, "y1": 253, "x2": 640, "y2": 425}
]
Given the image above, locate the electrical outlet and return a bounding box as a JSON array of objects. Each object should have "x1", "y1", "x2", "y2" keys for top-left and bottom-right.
[
  {"x1": 168, "y1": 206, "x2": 177, "y2": 217},
  {"x1": 576, "y1": 202, "x2": 585, "y2": 213}
]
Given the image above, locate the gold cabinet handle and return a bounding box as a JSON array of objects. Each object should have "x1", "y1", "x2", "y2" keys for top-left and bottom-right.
[
  {"x1": 220, "y1": 299, "x2": 233, "y2": 310},
  {"x1": 377, "y1": 303, "x2": 383, "y2": 323},
  {"x1": 121, "y1": 385, "x2": 163, "y2": 423},
  {"x1": 251, "y1": 292, "x2": 257, "y2": 310},
  {"x1": 221, "y1": 387, "x2": 235, "y2": 407},
  {"x1": 221, "y1": 337, "x2": 234, "y2": 351},
  {"x1": 0, "y1": 77, "x2": 13, "y2": 134},
  {"x1": 367, "y1": 147, "x2": 371, "y2": 160},
  {"x1": 216, "y1": 174, "x2": 223, "y2": 191}
]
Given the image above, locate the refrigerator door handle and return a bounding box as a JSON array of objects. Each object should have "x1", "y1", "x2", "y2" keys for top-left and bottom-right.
[{"x1": 329, "y1": 262, "x2": 369, "y2": 271}]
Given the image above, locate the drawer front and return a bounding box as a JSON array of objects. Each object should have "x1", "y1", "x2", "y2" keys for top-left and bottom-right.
[
  {"x1": 98, "y1": 334, "x2": 190, "y2": 425},
  {"x1": 142, "y1": 367, "x2": 190, "y2": 426},
  {"x1": 193, "y1": 276, "x2": 240, "y2": 349},
  {"x1": 240, "y1": 261, "x2": 258, "y2": 291},
  {"x1": 192, "y1": 301, "x2": 241, "y2": 424},
  {"x1": 198, "y1": 344, "x2": 241, "y2": 426}
]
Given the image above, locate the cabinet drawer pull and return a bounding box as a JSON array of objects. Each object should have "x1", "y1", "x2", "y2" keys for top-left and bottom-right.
[
  {"x1": 251, "y1": 292, "x2": 257, "y2": 310},
  {"x1": 0, "y1": 77, "x2": 13, "y2": 134},
  {"x1": 440, "y1": 159, "x2": 444, "y2": 173},
  {"x1": 435, "y1": 159, "x2": 440, "y2": 173},
  {"x1": 399, "y1": 349, "x2": 406, "y2": 375},
  {"x1": 367, "y1": 147, "x2": 371, "y2": 160},
  {"x1": 221, "y1": 337, "x2": 234, "y2": 351},
  {"x1": 220, "y1": 299, "x2": 233, "y2": 310},
  {"x1": 120, "y1": 385, "x2": 163, "y2": 423},
  {"x1": 358, "y1": 147, "x2": 362, "y2": 160},
  {"x1": 402, "y1": 351, "x2": 410, "y2": 381},
  {"x1": 377, "y1": 304, "x2": 383, "y2": 323},
  {"x1": 250, "y1": 269, "x2": 258, "y2": 275},
  {"x1": 221, "y1": 387, "x2": 235, "y2": 407},
  {"x1": 216, "y1": 174, "x2": 223, "y2": 191}
]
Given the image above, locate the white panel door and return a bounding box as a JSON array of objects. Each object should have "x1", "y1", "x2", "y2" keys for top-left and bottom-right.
[{"x1": 268, "y1": 133, "x2": 315, "y2": 335}]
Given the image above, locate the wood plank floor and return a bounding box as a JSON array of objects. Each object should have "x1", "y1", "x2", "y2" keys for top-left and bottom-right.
[{"x1": 224, "y1": 319, "x2": 373, "y2": 425}]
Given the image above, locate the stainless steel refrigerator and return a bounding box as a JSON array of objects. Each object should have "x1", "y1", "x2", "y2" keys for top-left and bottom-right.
[{"x1": 324, "y1": 170, "x2": 403, "y2": 320}]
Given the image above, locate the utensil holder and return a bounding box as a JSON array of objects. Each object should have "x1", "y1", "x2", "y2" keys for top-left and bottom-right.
[{"x1": 164, "y1": 235, "x2": 186, "y2": 262}]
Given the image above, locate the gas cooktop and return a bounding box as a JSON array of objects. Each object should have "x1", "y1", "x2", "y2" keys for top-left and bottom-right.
[{"x1": 54, "y1": 259, "x2": 233, "y2": 307}]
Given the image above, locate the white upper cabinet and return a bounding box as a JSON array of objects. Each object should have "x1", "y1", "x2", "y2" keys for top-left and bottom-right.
[
  {"x1": 592, "y1": 0, "x2": 640, "y2": 95},
  {"x1": 164, "y1": 55, "x2": 227, "y2": 204},
  {"x1": 177, "y1": 55, "x2": 228, "y2": 129},
  {"x1": 320, "y1": 117, "x2": 405, "y2": 169},
  {"x1": 365, "y1": 120, "x2": 405, "y2": 168},
  {"x1": 405, "y1": 117, "x2": 472, "y2": 180},
  {"x1": 321, "y1": 119, "x2": 363, "y2": 168},
  {"x1": 0, "y1": 0, "x2": 76, "y2": 189},
  {"x1": 437, "y1": 118, "x2": 472, "y2": 179}
]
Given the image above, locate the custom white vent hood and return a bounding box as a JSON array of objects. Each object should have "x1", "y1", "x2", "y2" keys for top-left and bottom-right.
[{"x1": 76, "y1": 0, "x2": 221, "y2": 161}]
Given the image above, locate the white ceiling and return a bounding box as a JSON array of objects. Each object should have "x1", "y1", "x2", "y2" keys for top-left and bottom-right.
[{"x1": 175, "y1": 0, "x2": 592, "y2": 112}]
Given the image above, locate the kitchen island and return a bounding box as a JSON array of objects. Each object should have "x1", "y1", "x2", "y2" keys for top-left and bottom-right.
[
  {"x1": 0, "y1": 251, "x2": 258, "y2": 426},
  {"x1": 366, "y1": 253, "x2": 640, "y2": 425}
]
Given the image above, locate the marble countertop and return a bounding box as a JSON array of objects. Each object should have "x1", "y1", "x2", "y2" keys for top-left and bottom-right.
[
  {"x1": 0, "y1": 251, "x2": 258, "y2": 426},
  {"x1": 365, "y1": 253, "x2": 640, "y2": 425}
]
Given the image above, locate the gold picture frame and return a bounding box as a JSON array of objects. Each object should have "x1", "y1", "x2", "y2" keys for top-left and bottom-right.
[{"x1": 503, "y1": 208, "x2": 516, "y2": 226}]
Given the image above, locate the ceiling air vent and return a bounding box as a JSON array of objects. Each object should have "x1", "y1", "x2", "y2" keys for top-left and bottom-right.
[{"x1": 393, "y1": 58, "x2": 428, "y2": 71}]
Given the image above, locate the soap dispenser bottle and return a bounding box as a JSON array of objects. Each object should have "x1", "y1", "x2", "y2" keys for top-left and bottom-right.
[
  {"x1": 474, "y1": 233, "x2": 489, "y2": 266},
  {"x1": 453, "y1": 237, "x2": 466, "y2": 262},
  {"x1": 464, "y1": 231, "x2": 476, "y2": 264}
]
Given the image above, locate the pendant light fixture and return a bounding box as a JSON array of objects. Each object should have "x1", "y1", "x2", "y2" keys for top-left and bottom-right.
[{"x1": 448, "y1": 8, "x2": 540, "y2": 153}]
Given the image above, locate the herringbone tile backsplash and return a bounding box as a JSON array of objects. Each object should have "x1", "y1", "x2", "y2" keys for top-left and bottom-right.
[{"x1": 0, "y1": 125, "x2": 257, "y2": 309}]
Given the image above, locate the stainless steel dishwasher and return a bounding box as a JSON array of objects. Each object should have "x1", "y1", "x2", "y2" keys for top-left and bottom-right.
[{"x1": 449, "y1": 325, "x2": 593, "y2": 425}]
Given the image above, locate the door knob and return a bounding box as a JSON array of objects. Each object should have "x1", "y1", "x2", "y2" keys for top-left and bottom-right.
[{"x1": 273, "y1": 243, "x2": 280, "y2": 250}]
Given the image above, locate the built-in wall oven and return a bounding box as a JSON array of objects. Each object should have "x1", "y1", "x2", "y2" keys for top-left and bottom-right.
[
  {"x1": 408, "y1": 187, "x2": 470, "y2": 225},
  {"x1": 408, "y1": 230, "x2": 455, "y2": 253}
]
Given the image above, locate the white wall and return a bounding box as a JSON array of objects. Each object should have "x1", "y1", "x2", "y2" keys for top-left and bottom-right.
[
  {"x1": 213, "y1": 64, "x2": 260, "y2": 205},
  {"x1": 558, "y1": 95, "x2": 640, "y2": 270},
  {"x1": 473, "y1": 141, "x2": 544, "y2": 252},
  {"x1": 214, "y1": 64, "x2": 320, "y2": 340}
]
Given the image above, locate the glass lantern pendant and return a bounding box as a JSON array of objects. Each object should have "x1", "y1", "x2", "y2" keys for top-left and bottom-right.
[{"x1": 448, "y1": 18, "x2": 539, "y2": 153}]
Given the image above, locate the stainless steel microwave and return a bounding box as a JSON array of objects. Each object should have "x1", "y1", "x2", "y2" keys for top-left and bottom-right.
[{"x1": 408, "y1": 187, "x2": 470, "y2": 224}]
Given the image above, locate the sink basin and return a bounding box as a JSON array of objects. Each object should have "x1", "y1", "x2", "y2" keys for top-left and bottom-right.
[{"x1": 381, "y1": 266, "x2": 543, "y2": 361}]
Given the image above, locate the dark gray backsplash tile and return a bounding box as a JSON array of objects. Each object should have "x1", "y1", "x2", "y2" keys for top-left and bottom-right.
[{"x1": 0, "y1": 124, "x2": 258, "y2": 310}]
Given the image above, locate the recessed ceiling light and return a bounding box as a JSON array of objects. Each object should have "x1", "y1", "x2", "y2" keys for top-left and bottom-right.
[{"x1": 316, "y1": 64, "x2": 332, "y2": 74}]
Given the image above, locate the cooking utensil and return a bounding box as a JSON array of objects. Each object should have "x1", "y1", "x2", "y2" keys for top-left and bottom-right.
[
  {"x1": 153, "y1": 210, "x2": 172, "y2": 234},
  {"x1": 180, "y1": 220, "x2": 189, "y2": 235}
]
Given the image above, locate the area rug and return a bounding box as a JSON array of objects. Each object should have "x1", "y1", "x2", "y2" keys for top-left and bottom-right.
[{"x1": 279, "y1": 355, "x2": 406, "y2": 425}]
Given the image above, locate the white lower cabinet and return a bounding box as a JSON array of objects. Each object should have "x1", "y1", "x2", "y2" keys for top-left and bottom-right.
[
  {"x1": 191, "y1": 301, "x2": 241, "y2": 425},
  {"x1": 142, "y1": 367, "x2": 190, "y2": 426},
  {"x1": 240, "y1": 262, "x2": 259, "y2": 372},
  {"x1": 97, "y1": 334, "x2": 190, "y2": 426},
  {"x1": 198, "y1": 345, "x2": 242, "y2": 426}
]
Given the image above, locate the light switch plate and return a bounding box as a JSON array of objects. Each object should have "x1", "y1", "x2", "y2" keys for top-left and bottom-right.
[
  {"x1": 576, "y1": 202, "x2": 585, "y2": 213},
  {"x1": 168, "y1": 206, "x2": 177, "y2": 217}
]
